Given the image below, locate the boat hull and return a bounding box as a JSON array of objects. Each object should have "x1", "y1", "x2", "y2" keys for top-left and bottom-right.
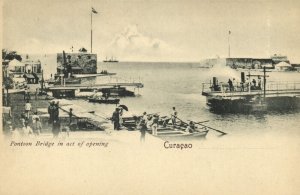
[
  {"x1": 206, "y1": 96, "x2": 300, "y2": 113},
  {"x1": 153, "y1": 129, "x2": 209, "y2": 141}
]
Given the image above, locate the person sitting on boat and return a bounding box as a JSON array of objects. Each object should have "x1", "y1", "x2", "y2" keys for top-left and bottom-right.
[
  {"x1": 171, "y1": 107, "x2": 177, "y2": 127},
  {"x1": 186, "y1": 121, "x2": 195, "y2": 133}
]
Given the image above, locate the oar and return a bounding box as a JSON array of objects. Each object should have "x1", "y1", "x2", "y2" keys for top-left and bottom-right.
[
  {"x1": 175, "y1": 117, "x2": 208, "y2": 133},
  {"x1": 174, "y1": 117, "x2": 188, "y2": 126},
  {"x1": 197, "y1": 123, "x2": 227, "y2": 135},
  {"x1": 178, "y1": 117, "x2": 227, "y2": 135},
  {"x1": 188, "y1": 120, "x2": 210, "y2": 124}
]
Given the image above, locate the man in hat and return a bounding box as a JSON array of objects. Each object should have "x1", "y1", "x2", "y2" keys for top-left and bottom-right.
[
  {"x1": 112, "y1": 108, "x2": 120, "y2": 130},
  {"x1": 48, "y1": 101, "x2": 56, "y2": 124}
]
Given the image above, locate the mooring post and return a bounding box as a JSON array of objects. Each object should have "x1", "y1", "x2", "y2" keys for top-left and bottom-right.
[{"x1": 263, "y1": 67, "x2": 266, "y2": 100}]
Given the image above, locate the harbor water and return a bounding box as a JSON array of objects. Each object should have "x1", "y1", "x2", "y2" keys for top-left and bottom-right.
[{"x1": 43, "y1": 60, "x2": 300, "y2": 147}]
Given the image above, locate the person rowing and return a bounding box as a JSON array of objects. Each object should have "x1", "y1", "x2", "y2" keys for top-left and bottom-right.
[{"x1": 185, "y1": 121, "x2": 195, "y2": 133}]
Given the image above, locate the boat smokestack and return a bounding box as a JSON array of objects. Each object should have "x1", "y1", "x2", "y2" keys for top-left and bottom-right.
[
  {"x1": 241, "y1": 72, "x2": 245, "y2": 83},
  {"x1": 213, "y1": 77, "x2": 218, "y2": 86}
]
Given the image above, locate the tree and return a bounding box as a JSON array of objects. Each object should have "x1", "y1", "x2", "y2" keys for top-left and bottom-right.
[
  {"x1": 4, "y1": 76, "x2": 13, "y2": 106},
  {"x1": 2, "y1": 49, "x2": 22, "y2": 61}
]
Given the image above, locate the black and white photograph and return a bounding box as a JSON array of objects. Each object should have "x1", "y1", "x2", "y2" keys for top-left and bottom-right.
[{"x1": 1, "y1": 0, "x2": 300, "y2": 194}]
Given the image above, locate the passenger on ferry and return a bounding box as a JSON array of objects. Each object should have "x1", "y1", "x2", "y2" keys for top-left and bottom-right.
[{"x1": 228, "y1": 79, "x2": 234, "y2": 91}]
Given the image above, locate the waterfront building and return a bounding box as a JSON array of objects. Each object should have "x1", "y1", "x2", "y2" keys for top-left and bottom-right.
[
  {"x1": 274, "y1": 62, "x2": 292, "y2": 71},
  {"x1": 56, "y1": 51, "x2": 97, "y2": 75},
  {"x1": 11, "y1": 56, "x2": 42, "y2": 84},
  {"x1": 270, "y1": 54, "x2": 290, "y2": 64},
  {"x1": 200, "y1": 54, "x2": 292, "y2": 70}
]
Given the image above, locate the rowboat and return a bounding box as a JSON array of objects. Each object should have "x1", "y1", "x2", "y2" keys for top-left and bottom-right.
[
  {"x1": 149, "y1": 125, "x2": 209, "y2": 140},
  {"x1": 121, "y1": 114, "x2": 226, "y2": 139},
  {"x1": 155, "y1": 128, "x2": 209, "y2": 140}
]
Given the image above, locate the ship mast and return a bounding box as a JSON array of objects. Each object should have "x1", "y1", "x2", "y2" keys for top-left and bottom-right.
[{"x1": 91, "y1": 9, "x2": 93, "y2": 53}]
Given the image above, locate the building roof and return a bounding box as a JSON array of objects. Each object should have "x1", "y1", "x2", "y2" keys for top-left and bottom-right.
[
  {"x1": 275, "y1": 62, "x2": 291, "y2": 67},
  {"x1": 9, "y1": 59, "x2": 24, "y2": 67}
]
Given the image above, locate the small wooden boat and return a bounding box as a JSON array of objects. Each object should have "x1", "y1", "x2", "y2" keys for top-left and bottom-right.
[
  {"x1": 121, "y1": 114, "x2": 226, "y2": 139},
  {"x1": 88, "y1": 97, "x2": 120, "y2": 104},
  {"x1": 149, "y1": 125, "x2": 209, "y2": 140}
]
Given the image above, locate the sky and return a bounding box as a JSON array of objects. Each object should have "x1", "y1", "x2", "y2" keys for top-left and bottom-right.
[{"x1": 2, "y1": 0, "x2": 300, "y2": 62}]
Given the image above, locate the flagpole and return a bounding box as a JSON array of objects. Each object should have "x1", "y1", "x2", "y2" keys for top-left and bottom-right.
[
  {"x1": 91, "y1": 9, "x2": 93, "y2": 53},
  {"x1": 228, "y1": 31, "x2": 231, "y2": 58}
]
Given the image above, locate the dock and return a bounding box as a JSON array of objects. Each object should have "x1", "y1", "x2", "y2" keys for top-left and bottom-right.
[
  {"x1": 48, "y1": 82, "x2": 144, "y2": 90},
  {"x1": 51, "y1": 99, "x2": 113, "y2": 130},
  {"x1": 47, "y1": 82, "x2": 144, "y2": 98}
]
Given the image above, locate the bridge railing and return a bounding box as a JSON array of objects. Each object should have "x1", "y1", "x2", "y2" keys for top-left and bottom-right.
[
  {"x1": 202, "y1": 81, "x2": 300, "y2": 94},
  {"x1": 265, "y1": 81, "x2": 300, "y2": 91}
]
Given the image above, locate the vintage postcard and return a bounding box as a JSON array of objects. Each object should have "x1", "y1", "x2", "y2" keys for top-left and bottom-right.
[{"x1": 1, "y1": 0, "x2": 300, "y2": 194}]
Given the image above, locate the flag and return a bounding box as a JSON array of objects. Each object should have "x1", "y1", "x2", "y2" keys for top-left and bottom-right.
[{"x1": 92, "y1": 7, "x2": 98, "y2": 14}]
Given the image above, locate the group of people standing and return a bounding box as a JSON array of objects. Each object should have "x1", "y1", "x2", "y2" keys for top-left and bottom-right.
[
  {"x1": 138, "y1": 107, "x2": 178, "y2": 142},
  {"x1": 111, "y1": 107, "x2": 124, "y2": 130},
  {"x1": 228, "y1": 77, "x2": 262, "y2": 92},
  {"x1": 11, "y1": 99, "x2": 69, "y2": 139},
  {"x1": 11, "y1": 91, "x2": 43, "y2": 138},
  {"x1": 11, "y1": 110, "x2": 42, "y2": 139}
]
